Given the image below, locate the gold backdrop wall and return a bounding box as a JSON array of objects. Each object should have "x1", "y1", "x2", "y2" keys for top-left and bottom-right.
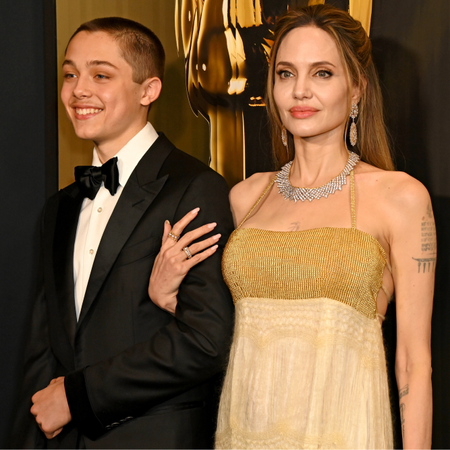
[
  {"x1": 57, "y1": 0, "x2": 209, "y2": 189},
  {"x1": 174, "y1": 0, "x2": 372, "y2": 187}
]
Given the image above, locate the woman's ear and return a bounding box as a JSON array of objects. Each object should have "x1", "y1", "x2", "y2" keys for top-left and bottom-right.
[
  {"x1": 351, "y1": 77, "x2": 367, "y2": 105},
  {"x1": 140, "y1": 77, "x2": 162, "y2": 107}
]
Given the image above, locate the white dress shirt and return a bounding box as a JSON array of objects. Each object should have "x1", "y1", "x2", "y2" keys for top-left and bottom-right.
[{"x1": 73, "y1": 122, "x2": 159, "y2": 319}]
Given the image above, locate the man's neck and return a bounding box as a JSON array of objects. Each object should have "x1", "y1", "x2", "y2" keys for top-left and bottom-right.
[{"x1": 94, "y1": 121, "x2": 148, "y2": 163}]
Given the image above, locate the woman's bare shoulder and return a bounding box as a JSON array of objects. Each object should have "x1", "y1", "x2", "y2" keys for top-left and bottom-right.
[
  {"x1": 229, "y1": 171, "x2": 277, "y2": 226},
  {"x1": 357, "y1": 163, "x2": 431, "y2": 214}
]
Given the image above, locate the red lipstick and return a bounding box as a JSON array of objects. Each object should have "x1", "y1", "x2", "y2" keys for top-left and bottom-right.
[{"x1": 289, "y1": 106, "x2": 318, "y2": 119}]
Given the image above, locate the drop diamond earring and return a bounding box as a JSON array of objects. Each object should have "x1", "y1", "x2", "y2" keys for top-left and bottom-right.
[
  {"x1": 349, "y1": 103, "x2": 359, "y2": 147},
  {"x1": 281, "y1": 126, "x2": 288, "y2": 147}
]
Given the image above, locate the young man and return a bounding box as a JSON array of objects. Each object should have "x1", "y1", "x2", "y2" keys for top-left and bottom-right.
[{"x1": 11, "y1": 17, "x2": 234, "y2": 449}]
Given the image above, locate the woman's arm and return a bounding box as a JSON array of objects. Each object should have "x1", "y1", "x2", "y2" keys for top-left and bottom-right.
[
  {"x1": 149, "y1": 208, "x2": 221, "y2": 313},
  {"x1": 388, "y1": 174, "x2": 434, "y2": 449},
  {"x1": 149, "y1": 170, "x2": 276, "y2": 313}
]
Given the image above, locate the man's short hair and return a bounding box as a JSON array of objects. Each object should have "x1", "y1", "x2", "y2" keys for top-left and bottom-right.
[{"x1": 68, "y1": 17, "x2": 165, "y2": 84}]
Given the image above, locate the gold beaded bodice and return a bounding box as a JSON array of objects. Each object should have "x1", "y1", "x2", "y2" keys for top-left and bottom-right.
[{"x1": 222, "y1": 172, "x2": 387, "y2": 319}]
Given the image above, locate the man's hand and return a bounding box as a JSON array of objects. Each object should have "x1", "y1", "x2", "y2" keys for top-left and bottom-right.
[{"x1": 31, "y1": 377, "x2": 72, "y2": 439}]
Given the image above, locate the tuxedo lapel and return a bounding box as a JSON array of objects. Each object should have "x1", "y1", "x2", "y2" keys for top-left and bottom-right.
[
  {"x1": 77, "y1": 134, "x2": 175, "y2": 327},
  {"x1": 52, "y1": 184, "x2": 84, "y2": 349}
]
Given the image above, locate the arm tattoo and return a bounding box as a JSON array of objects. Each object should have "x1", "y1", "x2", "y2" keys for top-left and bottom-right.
[
  {"x1": 288, "y1": 221, "x2": 300, "y2": 231},
  {"x1": 399, "y1": 384, "x2": 409, "y2": 439},
  {"x1": 413, "y1": 202, "x2": 437, "y2": 272},
  {"x1": 421, "y1": 202, "x2": 436, "y2": 252},
  {"x1": 412, "y1": 257, "x2": 436, "y2": 273},
  {"x1": 400, "y1": 402, "x2": 406, "y2": 439},
  {"x1": 399, "y1": 384, "x2": 409, "y2": 399}
]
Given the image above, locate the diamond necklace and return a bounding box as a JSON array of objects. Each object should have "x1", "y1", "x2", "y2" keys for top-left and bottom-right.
[{"x1": 275, "y1": 151, "x2": 360, "y2": 202}]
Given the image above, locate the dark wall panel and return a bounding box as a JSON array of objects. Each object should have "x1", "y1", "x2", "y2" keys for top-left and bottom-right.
[
  {"x1": 0, "y1": 0, "x2": 57, "y2": 446},
  {"x1": 371, "y1": 1, "x2": 450, "y2": 447}
]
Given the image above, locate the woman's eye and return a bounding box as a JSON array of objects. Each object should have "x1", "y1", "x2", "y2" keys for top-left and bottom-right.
[
  {"x1": 95, "y1": 74, "x2": 109, "y2": 80},
  {"x1": 316, "y1": 70, "x2": 332, "y2": 78},
  {"x1": 277, "y1": 70, "x2": 293, "y2": 79},
  {"x1": 63, "y1": 73, "x2": 76, "y2": 79}
]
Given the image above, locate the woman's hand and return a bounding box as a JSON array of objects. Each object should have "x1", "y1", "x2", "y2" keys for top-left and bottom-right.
[{"x1": 148, "y1": 207, "x2": 221, "y2": 314}]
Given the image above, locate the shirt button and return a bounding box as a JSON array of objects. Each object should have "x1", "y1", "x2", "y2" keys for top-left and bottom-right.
[
  {"x1": 97, "y1": 207, "x2": 103, "y2": 213},
  {"x1": 89, "y1": 249, "x2": 94, "y2": 255}
]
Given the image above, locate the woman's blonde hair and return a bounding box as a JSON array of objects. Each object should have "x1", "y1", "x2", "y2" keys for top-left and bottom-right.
[{"x1": 266, "y1": 4, "x2": 394, "y2": 170}]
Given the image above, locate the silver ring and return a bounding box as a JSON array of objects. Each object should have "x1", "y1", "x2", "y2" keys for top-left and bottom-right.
[
  {"x1": 168, "y1": 232, "x2": 179, "y2": 242},
  {"x1": 183, "y1": 246, "x2": 192, "y2": 259}
]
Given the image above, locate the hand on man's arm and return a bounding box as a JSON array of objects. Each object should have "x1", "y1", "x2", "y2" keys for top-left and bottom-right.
[{"x1": 31, "y1": 377, "x2": 72, "y2": 439}]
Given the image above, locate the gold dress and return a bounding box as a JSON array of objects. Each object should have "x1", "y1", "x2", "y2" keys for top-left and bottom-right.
[{"x1": 215, "y1": 172, "x2": 393, "y2": 449}]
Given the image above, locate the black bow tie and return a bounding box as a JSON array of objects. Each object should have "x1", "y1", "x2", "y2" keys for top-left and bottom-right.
[{"x1": 75, "y1": 157, "x2": 119, "y2": 200}]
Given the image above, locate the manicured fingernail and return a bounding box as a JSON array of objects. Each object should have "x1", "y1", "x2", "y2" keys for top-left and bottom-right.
[
  {"x1": 207, "y1": 222, "x2": 217, "y2": 229},
  {"x1": 213, "y1": 233, "x2": 221, "y2": 240},
  {"x1": 191, "y1": 207, "x2": 200, "y2": 214},
  {"x1": 211, "y1": 245, "x2": 218, "y2": 251},
  {"x1": 165, "y1": 220, "x2": 170, "y2": 225}
]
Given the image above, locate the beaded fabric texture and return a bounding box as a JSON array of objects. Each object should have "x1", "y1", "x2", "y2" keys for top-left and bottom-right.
[
  {"x1": 215, "y1": 297, "x2": 393, "y2": 449},
  {"x1": 222, "y1": 226, "x2": 386, "y2": 319},
  {"x1": 227, "y1": 171, "x2": 386, "y2": 319},
  {"x1": 216, "y1": 171, "x2": 393, "y2": 449},
  {"x1": 275, "y1": 151, "x2": 360, "y2": 202}
]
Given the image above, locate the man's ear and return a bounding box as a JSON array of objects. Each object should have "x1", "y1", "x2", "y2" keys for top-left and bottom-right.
[{"x1": 140, "y1": 77, "x2": 162, "y2": 107}]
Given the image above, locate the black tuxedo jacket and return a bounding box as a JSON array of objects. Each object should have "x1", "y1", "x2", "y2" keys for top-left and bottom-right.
[{"x1": 11, "y1": 134, "x2": 234, "y2": 449}]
